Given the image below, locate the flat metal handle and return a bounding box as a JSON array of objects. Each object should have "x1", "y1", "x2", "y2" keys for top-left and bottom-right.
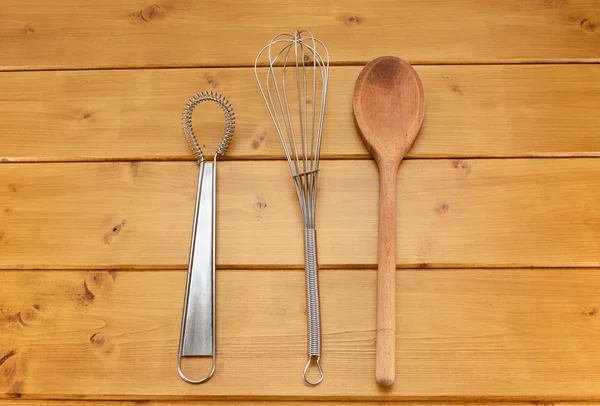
[{"x1": 178, "y1": 159, "x2": 216, "y2": 383}]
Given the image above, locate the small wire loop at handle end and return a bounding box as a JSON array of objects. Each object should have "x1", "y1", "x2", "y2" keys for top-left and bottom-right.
[
  {"x1": 302, "y1": 355, "x2": 324, "y2": 386},
  {"x1": 177, "y1": 353, "x2": 216, "y2": 384}
]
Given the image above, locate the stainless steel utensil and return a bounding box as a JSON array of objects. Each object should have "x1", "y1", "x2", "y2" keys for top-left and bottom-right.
[
  {"x1": 177, "y1": 91, "x2": 235, "y2": 384},
  {"x1": 254, "y1": 30, "x2": 329, "y2": 386}
]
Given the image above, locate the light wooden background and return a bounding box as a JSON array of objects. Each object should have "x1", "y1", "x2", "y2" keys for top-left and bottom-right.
[{"x1": 1, "y1": 0, "x2": 600, "y2": 405}]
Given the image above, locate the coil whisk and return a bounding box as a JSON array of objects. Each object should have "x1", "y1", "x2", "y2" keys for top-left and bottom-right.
[{"x1": 178, "y1": 91, "x2": 235, "y2": 384}]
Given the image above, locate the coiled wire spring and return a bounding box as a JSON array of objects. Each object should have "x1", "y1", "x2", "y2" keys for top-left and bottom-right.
[{"x1": 303, "y1": 228, "x2": 321, "y2": 370}]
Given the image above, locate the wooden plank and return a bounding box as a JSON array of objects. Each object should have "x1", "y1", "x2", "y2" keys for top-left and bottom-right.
[
  {"x1": 1, "y1": 65, "x2": 600, "y2": 162},
  {"x1": 2, "y1": 269, "x2": 600, "y2": 399},
  {"x1": 1, "y1": 0, "x2": 600, "y2": 70},
  {"x1": 3, "y1": 159, "x2": 600, "y2": 269}
]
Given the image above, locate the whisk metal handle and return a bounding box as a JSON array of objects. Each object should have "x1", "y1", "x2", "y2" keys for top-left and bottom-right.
[
  {"x1": 302, "y1": 228, "x2": 324, "y2": 386},
  {"x1": 178, "y1": 158, "x2": 217, "y2": 384}
]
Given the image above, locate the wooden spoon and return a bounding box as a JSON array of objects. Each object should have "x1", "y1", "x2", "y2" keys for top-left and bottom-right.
[{"x1": 352, "y1": 56, "x2": 425, "y2": 387}]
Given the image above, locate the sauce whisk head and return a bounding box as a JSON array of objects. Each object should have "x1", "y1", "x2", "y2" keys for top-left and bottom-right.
[{"x1": 182, "y1": 91, "x2": 235, "y2": 164}]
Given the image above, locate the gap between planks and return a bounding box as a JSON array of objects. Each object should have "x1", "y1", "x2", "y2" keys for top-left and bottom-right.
[
  {"x1": 5, "y1": 402, "x2": 600, "y2": 405},
  {"x1": 1, "y1": 60, "x2": 600, "y2": 73},
  {"x1": 4, "y1": 156, "x2": 600, "y2": 164}
]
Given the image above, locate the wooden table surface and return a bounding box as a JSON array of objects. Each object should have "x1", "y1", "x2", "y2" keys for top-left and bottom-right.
[{"x1": 1, "y1": 0, "x2": 600, "y2": 405}]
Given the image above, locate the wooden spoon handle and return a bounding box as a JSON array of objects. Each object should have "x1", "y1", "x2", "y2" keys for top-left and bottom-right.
[{"x1": 376, "y1": 165, "x2": 397, "y2": 387}]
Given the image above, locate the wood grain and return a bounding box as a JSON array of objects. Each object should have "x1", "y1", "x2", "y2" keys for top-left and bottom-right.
[
  {"x1": 2, "y1": 65, "x2": 600, "y2": 162},
  {"x1": 1, "y1": 0, "x2": 599, "y2": 70},
  {"x1": 3, "y1": 159, "x2": 600, "y2": 269},
  {"x1": 2, "y1": 269, "x2": 600, "y2": 399}
]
